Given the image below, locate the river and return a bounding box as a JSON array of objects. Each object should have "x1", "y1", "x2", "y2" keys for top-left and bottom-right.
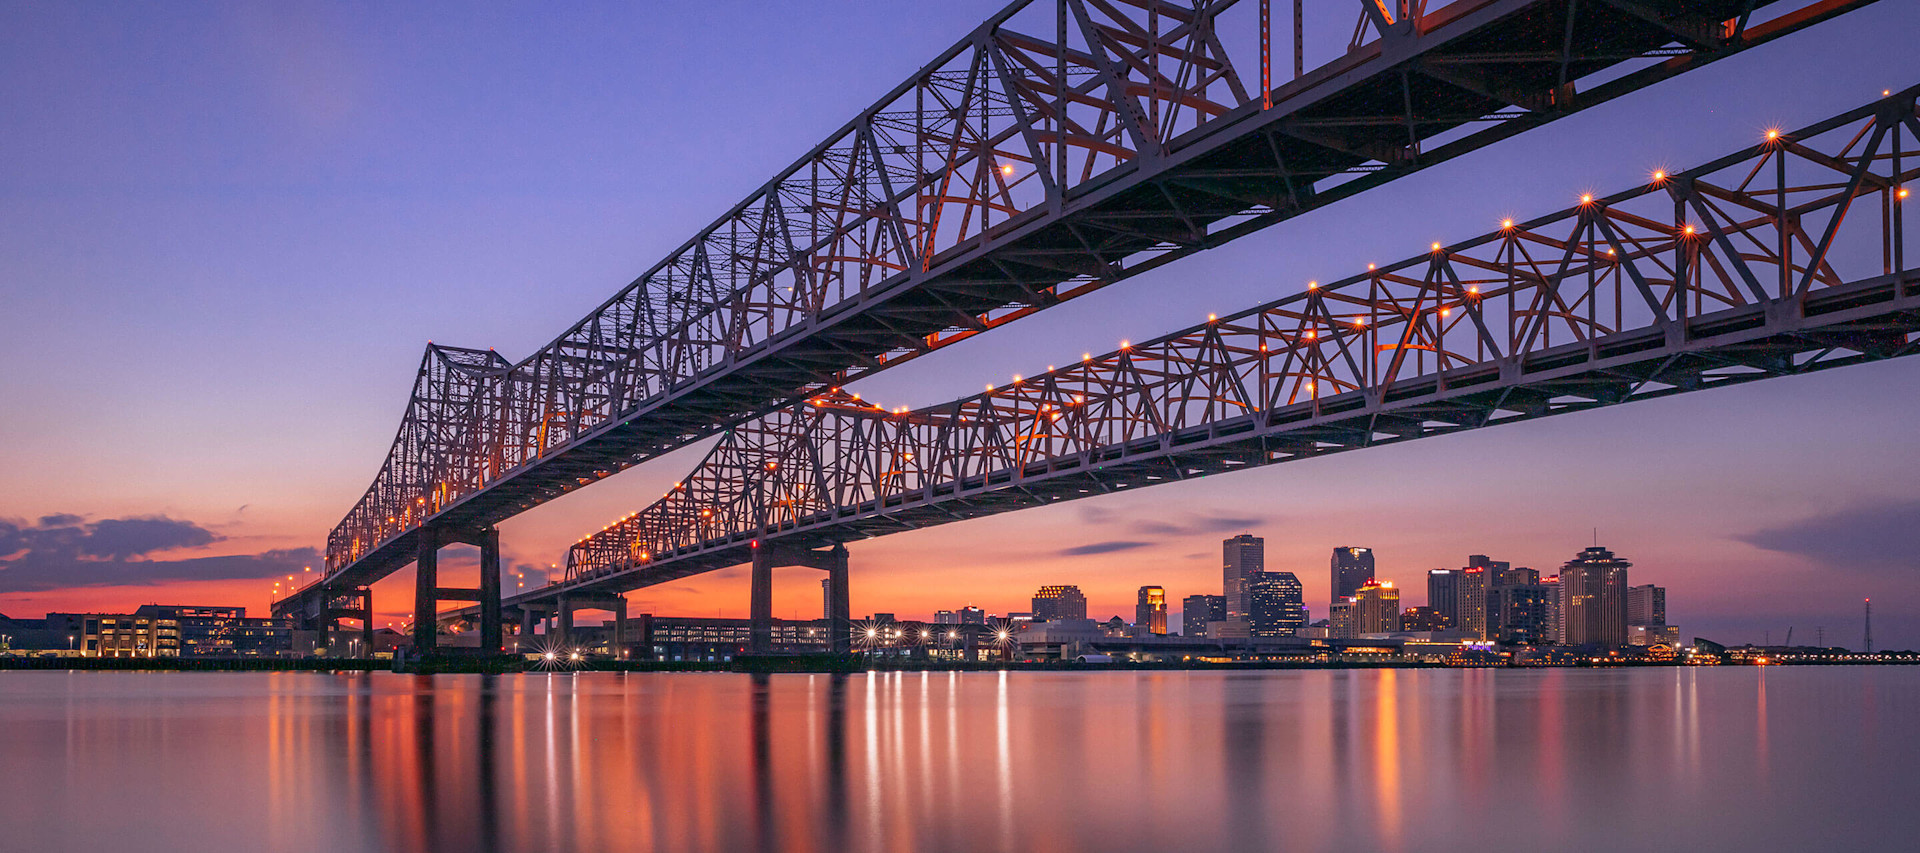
[{"x1": 0, "y1": 667, "x2": 1913, "y2": 852}]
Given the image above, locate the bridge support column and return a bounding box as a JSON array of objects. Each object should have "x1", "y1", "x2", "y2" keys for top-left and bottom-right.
[
  {"x1": 556, "y1": 597, "x2": 574, "y2": 649},
  {"x1": 360, "y1": 588, "x2": 374, "y2": 656},
  {"x1": 519, "y1": 608, "x2": 536, "y2": 645},
  {"x1": 750, "y1": 544, "x2": 775, "y2": 654},
  {"x1": 320, "y1": 587, "x2": 374, "y2": 658},
  {"x1": 826, "y1": 545, "x2": 850, "y2": 655},
  {"x1": 612, "y1": 597, "x2": 628, "y2": 658},
  {"x1": 478, "y1": 529, "x2": 502, "y2": 655},
  {"x1": 748, "y1": 541, "x2": 851, "y2": 655},
  {"x1": 414, "y1": 529, "x2": 439, "y2": 654}
]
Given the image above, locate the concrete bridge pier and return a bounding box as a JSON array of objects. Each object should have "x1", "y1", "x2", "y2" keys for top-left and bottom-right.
[
  {"x1": 548, "y1": 593, "x2": 627, "y2": 655},
  {"x1": 317, "y1": 588, "x2": 374, "y2": 657},
  {"x1": 518, "y1": 606, "x2": 538, "y2": 644},
  {"x1": 413, "y1": 528, "x2": 439, "y2": 654},
  {"x1": 477, "y1": 529, "x2": 502, "y2": 655},
  {"x1": 749, "y1": 542, "x2": 851, "y2": 654},
  {"x1": 412, "y1": 525, "x2": 505, "y2": 656}
]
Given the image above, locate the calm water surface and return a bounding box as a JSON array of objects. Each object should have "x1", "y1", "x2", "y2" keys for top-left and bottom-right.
[{"x1": 1, "y1": 667, "x2": 1914, "y2": 852}]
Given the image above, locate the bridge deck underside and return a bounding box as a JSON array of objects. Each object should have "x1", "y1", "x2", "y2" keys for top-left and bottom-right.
[
  {"x1": 465, "y1": 272, "x2": 1918, "y2": 619},
  {"x1": 300, "y1": 0, "x2": 1862, "y2": 614}
]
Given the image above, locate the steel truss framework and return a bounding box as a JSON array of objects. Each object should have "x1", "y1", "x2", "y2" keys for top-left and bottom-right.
[
  {"x1": 296, "y1": 0, "x2": 1875, "y2": 613},
  {"x1": 511, "y1": 88, "x2": 1920, "y2": 608}
]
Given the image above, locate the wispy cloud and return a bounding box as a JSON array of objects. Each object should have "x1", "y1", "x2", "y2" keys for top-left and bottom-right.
[
  {"x1": 1076, "y1": 504, "x2": 1263, "y2": 538},
  {"x1": 1739, "y1": 500, "x2": 1920, "y2": 577},
  {"x1": 0, "y1": 514, "x2": 312, "y2": 593},
  {"x1": 1058, "y1": 540, "x2": 1151, "y2": 556}
]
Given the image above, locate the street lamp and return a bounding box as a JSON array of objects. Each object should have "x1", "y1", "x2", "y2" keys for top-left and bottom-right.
[{"x1": 69, "y1": 635, "x2": 77, "y2": 653}]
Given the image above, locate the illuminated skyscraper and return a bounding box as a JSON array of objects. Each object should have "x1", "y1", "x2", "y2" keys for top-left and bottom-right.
[
  {"x1": 1183, "y1": 594, "x2": 1225, "y2": 638},
  {"x1": 1427, "y1": 569, "x2": 1460, "y2": 626},
  {"x1": 1354, "y1": 581, "x2": 1402, "y2": 635},
  {"x1": 1329, "y1": 598, "x2": 1357, "y2": 639},
  {"x1": 1542, "y1": 575, "x2": 1563, "y2": 644},
  {"x1": 959, "y1": 606, "x2": 986, "y2": 625},
  {"x1": 1625, "y1": 584, "x2": 1669, "y2": 647},
  {"x1": 1135, "y1": 586, "x2": 1167, "y2": 635},
  {"x1": 1031, "y1": 585, "x2": 1087, "y2": 623},
  {"x1": 1247, "y1": 572, "x2": 1306, "y2": 637},
  {"x1": 1223, "y1": 535, "x2": 1264, "y2": 621},
  {"x1": 1457, "y1": 565, "x2": 1489, "y2": 640},
  {"x1": 1488, "y1": 582, "x2": 1551, "y2": 645},
  {"x1": 1627, "y1": 584, "x2": 1666, "y2": 627},
  {"x1": 1561, "y1": 546, "x2": 1630, "y2": 647},
  {"x1": 1331, "y1": 547, "x2": 1375, "y2": 606}
]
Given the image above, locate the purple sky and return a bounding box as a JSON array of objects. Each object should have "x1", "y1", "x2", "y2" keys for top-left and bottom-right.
[{"x1": 3, "y1": 1, "x2": 1918, "y2": 648}]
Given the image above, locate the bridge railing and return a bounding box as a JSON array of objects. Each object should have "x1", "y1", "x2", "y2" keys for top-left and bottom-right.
[{"x1": 561, "y1": 86, "x2": 1920, "y2": 579}]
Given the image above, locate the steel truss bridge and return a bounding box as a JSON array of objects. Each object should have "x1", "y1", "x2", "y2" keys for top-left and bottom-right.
[
  {"x1": 278, "y1": 0, "x2": 1893, "y2": 655},
  {"x1": 451, "y1": 89, "x2": 1920, "y2": 653}
]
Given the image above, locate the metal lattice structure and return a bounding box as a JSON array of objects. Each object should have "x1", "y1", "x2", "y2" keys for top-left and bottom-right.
[
  {"x1": 520, "y1": 88, "x2": 1919, "y2": 606},
  {"x1": 293, "y1": 0, "x2": 1874, "y2": 614}
]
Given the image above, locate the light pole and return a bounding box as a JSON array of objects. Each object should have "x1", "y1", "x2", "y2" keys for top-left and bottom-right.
[{"x1": 69, "y1": 634, "x2": 77, "y2": 654}]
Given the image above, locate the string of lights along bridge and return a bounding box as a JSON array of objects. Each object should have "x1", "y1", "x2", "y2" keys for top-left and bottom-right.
[{"x1": 274, "y1": 0, "x2": 1897, "y2": 659}]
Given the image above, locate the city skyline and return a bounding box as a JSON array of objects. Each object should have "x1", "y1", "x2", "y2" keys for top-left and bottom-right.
[
  {"x1": 4, "y1": 5, "x2": 1917, "y2": 853},
  {"x1": 3, "y1": 2, "x2": 1918, "y2": 649}
]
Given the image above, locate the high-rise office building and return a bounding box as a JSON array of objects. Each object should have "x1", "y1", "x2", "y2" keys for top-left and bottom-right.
[
  {"x1": 1331, "y1": 547, "x2": 1375, "y2": 606},
  {"x1": 1627, "y1": 584, "x2": 1666, "y2": 627},
  {"x1": 1625, "y1": 584, "x2": 1670, "y2": 647},
  {"x1": 1031, "y1": 585, "x2": 1088, "y2": 623},
  {"x1": 1136, "y1": 586, "x2": 1168, "y2": 635},
  {"x1": 1247, "y1": 572, "x2": 1306, "y2": 637},
  {"x1": 1427, "y1": 569, "x2": 1460, "y2": 626},
  {"x1": 933, "y1": 610, "x2": 959, "y2": 624},
  {"x1": 1182, "y1": 594, "x2": 1226, "y2": 638},
  {"x1": 1542, "y1": 575, "x2": 1563, "y2": 644},
  {"x1": 1329, "y1": 598, "x2": 1358, "y2": 639},
  {"x1": 1223, "y1": 535, "x2": 1264, "y2": 621},
  {"x1": 1561, "y1": 546, "x2": 1629, "y2": 647},
  {"x1": 1354, "y1": 581, "x2": 1402, "y2": 635},
  {"x1": 959, "y1": 606, "x2": 986, "y2": 625},
  {"x1": 1488, "y1": 582, "x2": 1552, "y2": 645},
  {"x1": 1457, "y1": 565, "x2": 1490, "y2": 640}
]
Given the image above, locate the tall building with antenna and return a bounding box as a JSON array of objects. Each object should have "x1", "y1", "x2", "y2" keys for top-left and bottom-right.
[{"x1": 1865, "y1": 598, "x2": 1873, "y2": 653}]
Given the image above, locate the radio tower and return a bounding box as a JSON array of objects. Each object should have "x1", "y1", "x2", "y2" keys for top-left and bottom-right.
[{"x1": 1864, "y1": 598, "x2": 1873, "y2": 653}]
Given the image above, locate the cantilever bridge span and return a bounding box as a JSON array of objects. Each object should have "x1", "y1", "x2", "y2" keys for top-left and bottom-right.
[
  {"x1": 279, "y1": 0, "x2": 1888, "y2": 652},
  {"x1": 449, "y1": 89, "x2": 1920, "y2": 653}
]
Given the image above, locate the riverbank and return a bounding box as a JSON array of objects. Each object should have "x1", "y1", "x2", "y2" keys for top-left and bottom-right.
[{"x1": 5, "y1": 655, "x2": 1914, "y2": 674}]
